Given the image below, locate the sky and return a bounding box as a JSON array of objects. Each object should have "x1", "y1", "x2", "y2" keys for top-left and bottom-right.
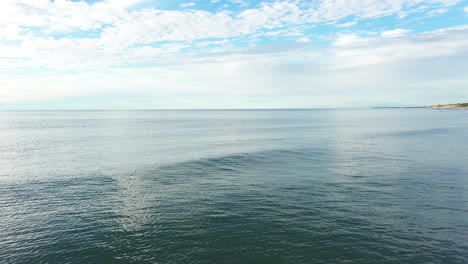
[{"x1": 0, "y1": 0, "x2": 467, "y2": 109}]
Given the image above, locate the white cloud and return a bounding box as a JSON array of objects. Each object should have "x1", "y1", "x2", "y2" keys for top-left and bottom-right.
[
  {"x1": 106, "y1": 0, "x2": 148, "y2": 8},
  {"x1": 94, "y1": 0, "x2": 463, "y2": 46},
  {"x1": 2, "y1": 26, "x2": 467, "y2": 107},
  {"x1": 228, "y1": 0, "x2": 249, "y2": 7},
  {"x1": 381, "y1": 28, "x2": 412, "y2": 38},
  {"x1": 336, "y1": 21, "x2": 358, "y2": 28},
  {"x1": 180, "y1": 2, "x2": 196, "y2": 8},
  {"x1": 331, "y1": 27, "x2": 468, "y2": 69},
  {"x1": 296, "y1": 37, "x2": 310, "y2": 43},
  {"x1": 1, "y1": 0, "x2": 462, "y2": 35},
  {"x1": 195, "y1": 39, "x2": 231, "y2": 46},
  {"x1": 313, "y1": 0, "x2": 462, "y2": 22},
  {"x1": 0, "y1": 0, "x2": 126, "y2": 33},
  {"x1": 334, "y1": 34, "x2": 369, "y2": 46},
  {"x1": 427, "y1": 8, "x2": 449, "y2": 15}
]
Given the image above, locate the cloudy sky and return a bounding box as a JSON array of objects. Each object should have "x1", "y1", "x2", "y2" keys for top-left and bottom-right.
[{"x1": 1, "y1": 0, "x2": 467, "y2": 109}]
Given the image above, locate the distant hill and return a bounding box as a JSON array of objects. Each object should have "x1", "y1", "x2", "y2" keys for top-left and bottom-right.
[{"x1": 428, "y1": 103, "x2": 468, "y2": 109}]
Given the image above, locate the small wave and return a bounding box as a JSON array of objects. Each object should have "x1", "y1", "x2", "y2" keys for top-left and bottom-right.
[
  {"x1": 131, "y1": 147, "x2": 327, "y2": 183},
  {"x1": 378, "y1": 128, "x2": 450, "y2": 137}
]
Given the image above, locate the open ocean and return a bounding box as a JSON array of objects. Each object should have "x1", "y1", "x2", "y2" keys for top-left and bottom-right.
[{"x1": 0, "y1": 109, "x2": 467, "y2": 263}]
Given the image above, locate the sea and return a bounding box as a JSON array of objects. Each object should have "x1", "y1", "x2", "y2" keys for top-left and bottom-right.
[{"x1": 0, "y1": 109, "x2": 467, "y2": 263}]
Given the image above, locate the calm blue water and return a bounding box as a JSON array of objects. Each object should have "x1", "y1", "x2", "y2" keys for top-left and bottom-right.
[{"x1": 0, "y1": 109, "x2": 467, "y2": 263}]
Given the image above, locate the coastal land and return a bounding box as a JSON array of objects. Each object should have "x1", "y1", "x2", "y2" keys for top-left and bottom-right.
[{"x1": 427, "y1": 103, "x2": 468, "y2": 110}]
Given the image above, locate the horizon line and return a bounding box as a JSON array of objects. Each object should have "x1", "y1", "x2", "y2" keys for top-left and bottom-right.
[{"x1": 0, "y1": 107, "x2": 423, "y2": 111}]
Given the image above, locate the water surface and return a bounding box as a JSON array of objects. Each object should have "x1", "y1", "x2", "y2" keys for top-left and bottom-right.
[{"x1": 0, "y1": 109, "x2": 467, "y2": 263}]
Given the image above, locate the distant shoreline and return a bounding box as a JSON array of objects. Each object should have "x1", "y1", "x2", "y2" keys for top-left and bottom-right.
[
  {"x1": 374, "y1": 106, "x2": 468, "y2": 110},
  {"x1": 425, "y1": 103, "x2": 468, "y2": 110},
  {"x1": 427, "y1": 107, "x2": 468, "y2": 110}
]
